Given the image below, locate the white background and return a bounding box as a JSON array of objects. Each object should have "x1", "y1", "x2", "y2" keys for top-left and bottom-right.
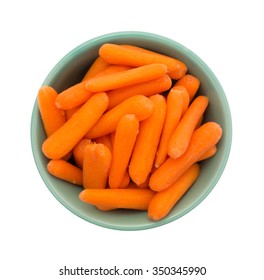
[{"x1": 1, "y1": 0, "x2": 263, "y2": 279}]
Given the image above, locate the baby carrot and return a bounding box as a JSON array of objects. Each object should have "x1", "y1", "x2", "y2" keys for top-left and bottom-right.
[
  {"x1": 38, "y1": 86, "x2": 66, "y2": 137},
  {"x1": 86, "y1": 63, "x2": 168, "y2": 92},
  {"x1": 72, "y1": 138, "x2": 92, "y2": 169},
  {"x1": 107, "y1": 74, "x2": 172, "y2": 110},
  {"x1": 175, "y1": 74, "x2": 200, "y2": 101},
  {"x1": 198, "y1": 145, "x2": 217, "y2": 161},
  {"x1": 129, "y1": 94, "x2": 166, "y2": 185},
  {"x1": 99, "y1": 43, "x2": 187, "y2": 79},
  {"x1": 121, "y1": 44, "x2": 188, "y2": 80},
  {"x1": 82, "y1": 56, "x2": 110, "y2": 81},
  {"x1": 55, "y1": 81, "x2": 94, "y2": 110},
  {"x1": 79, "y1": 188, "x2": 155, "y2": 210},
  {"x1": 149, "y1": 122, "x2": 222, "y2": 191},
  {"x1": 85, "y1": 95, "x2": 154, "y2": 139},
  {"x1": 168, "y1": 95, "x2": 209, "y2": 159},
  {"x1": 109, "y1": 114, "x2": 139, "y2": 189},
  {"x1": 42, "y1": 92, "x2": 109, "y2": 159},
  {"x1": 94, "y1": 65, "x2": 132, "y2": 77},
  {"x1": 118, "y1": 170, "x2": 131, "y2": 189},
  {"x1": 135, "y1": 174, "x2": 151, "y2": 189},
  {"x1": 83, "y1": 143, "x2": 112, "y2": 189},
  {"x1": 195, "y1": 115, "x2": 204, "y2": 129},
  {"x1": 65, "y1": 105, "x2": 81, "y2": 120},
  {"x1": 178, "y1": 85, "x2": 190, "y2": 116},
  {"x1": 56, "y1": 66, "x2": 131, "y2": 111},
  {"x1": 93, "y1": 134, "x2": 113, "y2": 152},
  {"x1": 110, "y1": 131, "x2": 116, "y2": 149},
  {"x1": 155, "y1": 86, "x2": 184, "y2": 168},
  {"x1": 148, "y1": 164, "x2": 200, "y2": 221},
  {"x1": 47, "y1": 159, "x2": 83, "y2": 186}
]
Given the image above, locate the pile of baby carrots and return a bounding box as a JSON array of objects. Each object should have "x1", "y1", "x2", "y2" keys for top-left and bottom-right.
[{"x1": 38, "y1": 43, "x2": 222, "y2": 221}]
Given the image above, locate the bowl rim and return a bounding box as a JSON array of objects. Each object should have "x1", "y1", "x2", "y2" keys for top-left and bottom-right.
[{"x1": 31, "y1": 31, "x2": 232, "y2": 231}]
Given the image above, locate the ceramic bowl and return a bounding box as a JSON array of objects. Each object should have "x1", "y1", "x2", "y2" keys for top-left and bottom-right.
[{"x1": 31, "y1": 31, "x2": 232, "y2": 230}]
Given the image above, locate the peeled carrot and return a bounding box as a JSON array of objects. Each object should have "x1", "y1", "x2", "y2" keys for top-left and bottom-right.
[
  {"x1": 149, "y1": 122, "x2": 222, "y2": 191},
  {"x1": 129, "y1": 94, "x2": 166, "y2": 185},
  {"x1": 155, "y1": 86, "x2": 184, "y2": 168},
  {"x1": 107, "y1": 74, "x2": 172, "y2": 110},
  {"x1": 109, "y1": 114, "x2": 139, "y2": 189},
  {"x1": 42, "y1": 92, "x2": 108, "y2": 159},
  {"x1": 56, "y1": 66, "x2": 132, "y2": 111},
  {"x1": 79, "y1": 188, "x2": 155, "y2": 210},
  {"x1": 148, "y1": 164, "x2": 200, "y2": 221},
  {"x1": 85, "y1": 95, "x2": 154, "y2": 139},
  {"x1": 82, "y1": 56, "x2": 110, "y2": 81},
  {"x1": 38, "y1": 86, "x2": 66, "y2": 137},
  {"x1": 168, "y1": 95, "x2": 209, "y2": 159},
  {"x1": 135, "y1": 174, "x2": 151, "y2": 189},
  {"x1": 47, "y1": 159, "x2": 83, "y2": 186},
  {"x1": 65, "y1": 105, "x2": 81, "y2": 120},
  {"x1": 94, "y1": 134, "x2": 112, "y2": 152},
  {"x1": 178, "y1": 85, "x2": 190, "y2": 116},
  {"x1": 99, "y1": 43, "x2": 187, "y2": 79},
  {"x1": 95, "y1": 205, "x2": 115, "y2": 211},
  {"x1": 118, "y1": 170, "x2": 131, "y2": 189},
  {"x1": 176, "y1": 74, "x2": 200, "y2": 101},
  {"x1": 83, "y1": 143, "x2": 112, "y2": 189},
  {"x1": 72, "y1": 138, "x2": 92, "y2": 169},
  {"x1": 198, "y1": 145, "x2": 217, "y2": 161},
  {"x1": 94, "y1": 64, "x2": 132, "y2": 77},
  {"x1": 55, "y1": 81, "x2": 94, "y2": 110},
  {"x1": 196, "y1": 115, "x2": 204, "y2": 129},
  {"x1": 121, "y1": 44, "x2": 188, "y2": 80},
  {"x1": 110, "y1": 131, "x2": 116, "y2": 149},
  {"x1": 86, "y1": 63, "x2": 167, "y2": 92}
]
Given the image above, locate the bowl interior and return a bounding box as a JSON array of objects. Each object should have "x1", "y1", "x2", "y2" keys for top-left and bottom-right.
[{"x1": 31, "y1": 31, "x2": 232, "y2": 230}]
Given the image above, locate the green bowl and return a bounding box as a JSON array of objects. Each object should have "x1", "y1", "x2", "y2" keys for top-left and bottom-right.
[{"x1": 31, "y1": 31, "x2": 232, "y2": 230}]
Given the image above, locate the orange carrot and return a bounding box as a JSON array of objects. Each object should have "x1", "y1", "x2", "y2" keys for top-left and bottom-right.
[
  {"x1": 38, "y1": 86, "x2": 66, "y2": 137},
  {"x1": 135, "y1": 174, "x2": 151, "y2": 189},
  {"x1": 178, "y1": 85, "x2": 190, "y2": 116},
  {"x1": 55, "y1": 66, "x2": 131, "y2": 111},
  {"x1": 148, "y1": 164, "x2": 200, "y2": 221},
  {"x1": 55, "y1": 81, "x2": 94, "y2": 110},
  {"x1": 175, "y1": 74, "x2": 200, "y2": 101},
  {"x1": 79, "y1": 188, "x2": 155, "y2": 210},
  {"x1": 118, "y1": 170, "x2": 131, "y2": 189},
  {"x1": 85, "y1": 95, "x2": 154, "y2": 139},
  {"x1": 168, "y1": 95, "x2": 209, "y2": 159},
  {"x1": 42, "y1": 92, "x2": 109, "y2": 159},
  {"x1": 95, "y1": 205, "x2": 116, "y2": 211},
  {"x1": 149, "y1": 122, "x2": 222, "y2": 191},
  {"x1": 195, "y1": 114, "x2": 204, "y2": 129},
  {"x1": 83, "y1": 143, "x2": 112, "y2": 189},
  {"x1": 86, "y1": 63, "x2": 168, "y2": 92},
  {"x1": 110, "y1": 131, "x2": 116, "y2": 149},
  {"x1": 99, "y1": 43, "x2": 187, "y2": 79},
  {"x1": 65, "y1": 105, "x2": 81, "y2": 120},
  {"x1": 155, "y1": 86, "x2": 184, "y2": 168},
  {"x1": 129, "y1": 94, "x2": 166, "y2": 185},
  {"x1": 93, "y1": 134, "x2": 112, "y2": 152},
  {"x1": 109, "y1": 114, "x2": 139, "y2": 189},
  {"x1": 95, "y1": 175, "x2": 142, "y2": 210},
  {"x1": 94, "y1": 65, "x2": 132, "y2": 77},
  {"x1": 82, "y1": 56, "x2": 110, "y2": 81},
  {"x1": 107, "y1": 74, "x2": 172, "y2": 110},
  {"x1": 198, "y1": 145, "x2": 217, "y2": 161},
  {"x1": 72, "y1": 138, "x2": 92, "y2": 168},
  {"x1": 121, "y1": 44, "x2": 188, "y2": 80},
  {"x1": 47, "y1": 159, "x2": 83, "y2": 186}
]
